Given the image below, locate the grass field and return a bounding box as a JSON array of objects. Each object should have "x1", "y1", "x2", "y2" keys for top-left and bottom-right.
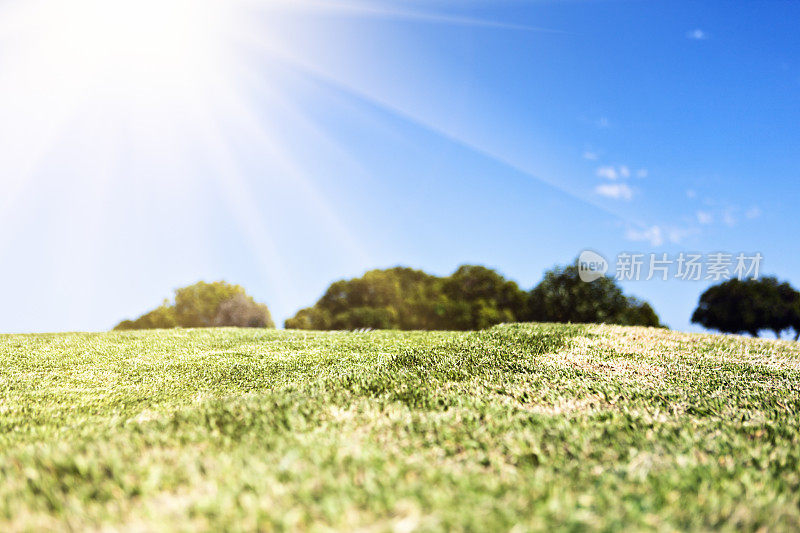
[{"x1": 1, "y1": 324, "x2": 799, "y2": 531}]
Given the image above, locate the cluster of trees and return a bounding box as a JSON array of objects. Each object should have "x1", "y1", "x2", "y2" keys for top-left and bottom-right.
[
  {"x1": 284, "y1": 262, "x2": 662, "y2": 331},
  {"x1": 529, "y1": 264, "x2": 661, "y2": 327},
  {"x1": 113, "y1": 268, "x2": 800, "y2": 340},
  {"x1": 115, "y1": 281, "x2": 274, "y2": 330},
  {"x1": 692, "y1": 277, "x2": 800, "y2": 340}
]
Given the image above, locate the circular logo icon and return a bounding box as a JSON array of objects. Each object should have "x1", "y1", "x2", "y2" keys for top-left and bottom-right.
[{"x1": 578, "y1": 250, "x2": 608, "y2": 282}]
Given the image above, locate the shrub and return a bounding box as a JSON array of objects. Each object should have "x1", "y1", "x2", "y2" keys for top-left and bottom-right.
[{"x1": 114, "y1": 281, "x2": 274, "y2": 330}]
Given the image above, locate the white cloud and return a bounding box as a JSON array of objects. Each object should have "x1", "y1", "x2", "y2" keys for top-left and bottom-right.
[
  {"x1": 595, "y1": 183, "x2": 633, "y2": 200},
  {"x1": 696, "y1": 211, "x2": 713, "y2": 224},
  {"x1": 722, "y1": 210, "x2": 736, "y2": 227},
  {"x1": 686, "y1": 189, "x2": 697, "y2": 199},
  {"x1": 626, "y1": 225, "x2": 664, "y2": 246},
  {"x1": 583, "y1": 151, "x2": 598, "y2": 160},
  {"x1": 687, "y1": 29, "x2": 707, "y2": 40},
  {"x1": 746, "y1": 206, "x2": 762, "y2": 219},
  {"x1": 596, "y1": 166, "x2": 618, "y2": 180},
  {"x1": 625, "y1": 224, "x2": 695, "y2": 247},
  {"x1": 667, "y1": 228, "x2": 690, "y2": 244},
  {"x1": 597, "y1": 117, "x2": 610, "y2": 128},
  {"x1": 596, "y1": 165, "x2": 638, "y2": 180}
]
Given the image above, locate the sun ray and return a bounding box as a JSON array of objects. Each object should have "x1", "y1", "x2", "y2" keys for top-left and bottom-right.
[
  {"x1": 228, "y1": 19, "x2": 643, "y2": 228},
  {"x1": 257, "y1": 0, "x2": 565, "y2": 33},
  {"x1": 194, "y1": 79, "x2": 373, "y2": 289},
  {"x1": 0, "y1": 0, "x2": 623, "y2": 329}
]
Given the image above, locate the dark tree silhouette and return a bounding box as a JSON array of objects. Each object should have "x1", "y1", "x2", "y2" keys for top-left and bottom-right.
[
  {"x1": 527, "y1": 262, "x2": 662, "y2": 327},
  {"x1": 691, "y1": 277, "x2": 800, "y2": 339}
]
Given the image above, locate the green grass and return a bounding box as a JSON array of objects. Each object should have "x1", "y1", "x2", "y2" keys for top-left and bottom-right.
[{"x1": 1, "y1": 324, "x2": 799, "y2": 531}]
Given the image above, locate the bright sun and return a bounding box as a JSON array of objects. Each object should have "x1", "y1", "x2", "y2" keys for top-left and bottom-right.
[
  {"x1": 8, "y1": 0, "x2": 241, "y2": 105},
  {"x1": 0, "y1": 0, "x2": 368, "y2": 286}
]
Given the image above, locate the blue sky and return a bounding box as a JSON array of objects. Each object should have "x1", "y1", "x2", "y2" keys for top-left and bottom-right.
[{"x1": 0, "y1": 0, "x2": 798, "y2": 333}]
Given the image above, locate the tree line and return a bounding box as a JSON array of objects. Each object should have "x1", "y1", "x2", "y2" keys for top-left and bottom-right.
[
  {"x1": 115, "y1": 261, "x2": 662, "y2": 332},
  {"x1": 284, "y1": 267, "x2": 800, "y2": 337},
  {"x1": 284, "y1": 263, "x2": 662, "y2": 330},
  {"x1": 115, "y1": 263, "x2": 800, "y2": 339}
]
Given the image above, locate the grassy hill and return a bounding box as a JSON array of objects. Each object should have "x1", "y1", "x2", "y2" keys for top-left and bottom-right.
[{"x1": 1, "y1": 324, "x2": 799, "y2": 531}]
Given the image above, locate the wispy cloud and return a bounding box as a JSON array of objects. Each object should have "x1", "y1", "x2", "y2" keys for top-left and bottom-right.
[
  {"x1": 746, "y1": 206, "x2": 762, "y2": 219},
  {"x1": 686, "y1": 189, "x2": 697, "y2": 199},
  {"x1": 624, "y1": 224, "x2": 692, "y2": 246},
  {"x1": 687, "y1": 29, "x2": 708, "y2": 40},
  {"x1": 722, "y1": 209, "x2": 737, "y2": 227},
  {"x1": 596, "y1": 165, "x2": 638, "y2": 180},
  {"x1": 667, "y1": 227, "x2": 694, "y2": 244},
  {"x1": 596, "y1": 166, "x2": 618, "y2": 180},
  {"x1": 691, "y1": 205, "x2": 758, "y2": 228},
  {"x1": 583, "y1": 151, "x2": 598, "y2": 161},
  {"x1": 626, "y1": 225, "x2": 663, "y2": 246},
  {"x1": 696, "y1": 211, "x2": 713, "y2": 224},
  {"x1": 595, "y1": 183, "x2": 633, "y2": 200}
]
